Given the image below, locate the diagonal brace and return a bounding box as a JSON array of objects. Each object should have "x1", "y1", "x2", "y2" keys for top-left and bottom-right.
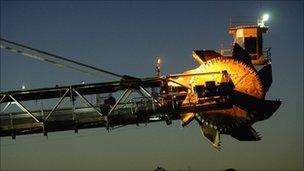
[
  {"x1": 107, "y1": 88, "x2": 132, "y2": 116},
  {"x1": 139, "y1": 86, "x2": 162, "y2": 106},
  {"x1": 0, "y1": 94, "x2": 6, "y2": 103},
  {"x1": 8, "y1": 95, "x2": 39, "y2": 123},
  {"x1": 44, "y1": 89, "x2": 69, "y2": 121},
  {"x1": 1, "y1": 102, "x2": 12, "y2": 113},
  {"x1": 73, "y1": 88, "x2": 105, "y2": 117}
]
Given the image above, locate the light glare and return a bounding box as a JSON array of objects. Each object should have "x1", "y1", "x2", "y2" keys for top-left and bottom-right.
[
  {"x1": 157, "y1": 58, "x2": 161, "y2": 65},
  {"x1": 262, "y1": 14, "x2": 269, "y2": 21}
]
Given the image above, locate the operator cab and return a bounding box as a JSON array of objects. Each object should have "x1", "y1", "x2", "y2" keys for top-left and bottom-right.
[{"x1": 220, "y1": 15, "x2": 271, "y2": 65}]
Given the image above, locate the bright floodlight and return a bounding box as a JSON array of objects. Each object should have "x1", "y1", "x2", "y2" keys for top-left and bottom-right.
[
  {"x1": 21, "y1": 85, "x2": 26, "y2": 90},
  {"x1": 262, "y1": 14, "x2": 269, "y2": 22},
  {"x1": 258, "y1": 13, "x2": 270, "y2": 27},
  {"x1": 157, "y1": 58, "x2": 161, "y2": 65}
]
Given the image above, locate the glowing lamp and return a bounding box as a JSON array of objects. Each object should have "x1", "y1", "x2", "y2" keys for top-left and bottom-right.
[
  {"x1": 157, "y1": 58, "x2": 161, "y2": 65},
  {"x1": 262, "y1": 14, "x2": 269, "y2": 22},
  {"x1": 258, "y1": 13, "x2": 270, "y2": 27}
]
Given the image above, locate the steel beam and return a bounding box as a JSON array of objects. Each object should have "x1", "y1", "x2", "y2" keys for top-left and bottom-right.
[
  {"x1": 1, "y1": 102, "x2": 11, "y2": 113},
  {"x1": 107, "y1": 88, "x2": 132, "y2": 116},
  {"x1": 8, "y1": 95, "x2": 40, "y2": 123},
  {"x1": 168, "y1": 78, "x2": 191, "y2": 90},
  {"x1": 44, "y1": 89, "x2": 69, "y2": 121},
  {"x1": 139, "y1": 86, "x2": 162, "y2": 106},
  {"x1": 73, "y1": 88, "x2": 105, "y2": 117},
  {"x1": 0, "y1": 94, "x2": 6, "y2": 103}
]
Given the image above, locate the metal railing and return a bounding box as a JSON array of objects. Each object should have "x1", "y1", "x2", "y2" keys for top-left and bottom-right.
[{"x1": 229, "y1": 16, "x2": 257, "y2": 28}]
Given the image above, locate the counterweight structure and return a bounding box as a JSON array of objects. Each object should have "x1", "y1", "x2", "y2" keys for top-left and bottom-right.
[{"x1": 0, "y1": 18, "x2": 281, "y2": 149}]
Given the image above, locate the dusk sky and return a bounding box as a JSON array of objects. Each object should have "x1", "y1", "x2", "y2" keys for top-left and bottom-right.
[{"x1": 0, "y1": 1, "x2": 303, "y2": 170}]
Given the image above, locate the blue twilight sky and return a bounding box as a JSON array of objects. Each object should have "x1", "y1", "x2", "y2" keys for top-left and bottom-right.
[{"x1": 0, "y1": 1, "x2": 303, "y2": 170}]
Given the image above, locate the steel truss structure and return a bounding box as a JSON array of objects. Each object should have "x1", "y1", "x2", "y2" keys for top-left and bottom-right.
[{"x1": 0, "y1": 74, "x2": 234, "y2": 139}]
